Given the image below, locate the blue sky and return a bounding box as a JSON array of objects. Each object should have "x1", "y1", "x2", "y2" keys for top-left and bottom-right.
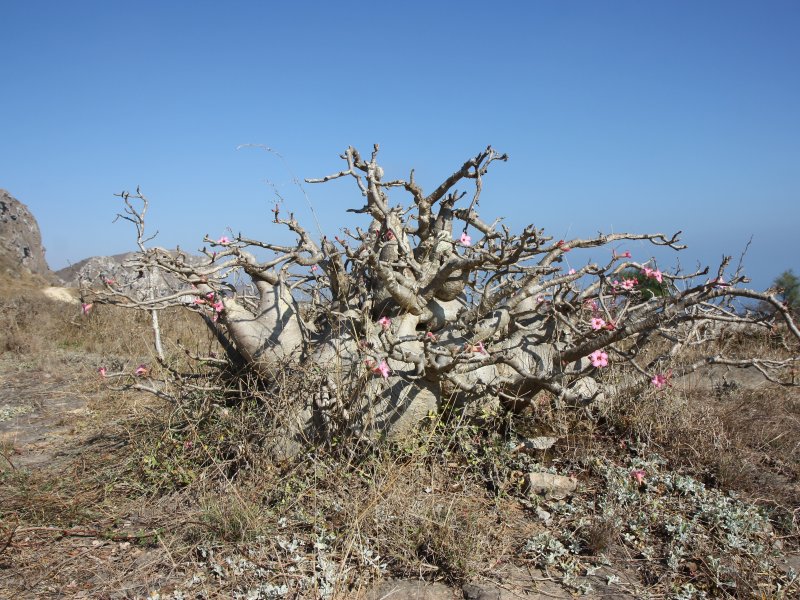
[{"x1": 1, "y1": 1, "x2": 798, "y2": 291}]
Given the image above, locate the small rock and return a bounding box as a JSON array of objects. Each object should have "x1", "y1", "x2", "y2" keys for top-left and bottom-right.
[
  {"x1": 525, "y1": 436, "x2": 558, "y2": 450},
  {"x1": 524, "y1": 472, "x2": 578, "y2": 500},
  {"x1": 536, "y1": 508, "x2": 552, "y2": 522},
  {"x1": 462, "y1": 582, "x2": 500, "y2": 599},
  {"x1": 363, "y1": 579, "x2": 457, "y2": 600}
]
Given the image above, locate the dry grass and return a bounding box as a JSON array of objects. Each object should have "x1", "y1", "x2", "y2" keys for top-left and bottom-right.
[{"x1": 1, "y1": 274, "x2": 799, "y2": 598}]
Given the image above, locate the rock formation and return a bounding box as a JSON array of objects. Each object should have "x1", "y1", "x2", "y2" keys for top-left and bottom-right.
[{"x1": 0, "y1": 189, "x2": 53, "y2": 279}]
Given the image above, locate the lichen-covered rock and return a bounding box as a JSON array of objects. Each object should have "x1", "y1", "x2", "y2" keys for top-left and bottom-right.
[
  {"x1": 524, "y1": 471, "x2": 578, "y2": 500},
  {"x1": 0, "y1": 189, "x2": 53, "y2": 278}
]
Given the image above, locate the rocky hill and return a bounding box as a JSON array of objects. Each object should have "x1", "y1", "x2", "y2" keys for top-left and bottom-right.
[
  {"x1": 56, "y1": 250, "x2": 206, "y2": 301},
  {"x1": 0, "y1": 189, "x2": 53, "y2": 279}
]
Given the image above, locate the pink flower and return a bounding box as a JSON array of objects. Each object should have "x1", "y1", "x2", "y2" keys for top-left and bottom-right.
[
  {"x1": 464, "y1": 342, "x2": 489, "y2": 355},
  {"x1": 650, "y1": 370, "x2": 671, "y2": 389},
  {"x1": 98, "y1": 367, "x2": 107, "y2": 378},
  {"x1": 135, "y1": 364, "x2": 149, "y2": 377},
  {"x1": 311, "y1": 264, "x2": 319, "y2": 272},
  {"x1": 212, "y1": 301, "x2": 224, "y2": 313},
  {"x1": 590, "y1": 317, "x2": 606, "y2": 331},
  {"x1": 568, "y1": 268, "x2": 576, "y2": 275},
  {"x1": 81, "y1": 303, "x2": 93, "y2": 315},
  {"x1": 631, "y1": 469, "x2": 646, "y2": 485},
  {"x1": 621, "y1": 278, "x2": 637, "y2": 291},
  {"x1": 425, "y1": 331, "x2": 437, "y2": 342},
  {"x1": 651, "y1": 373, "x2": 668, "y2": 389},
  {"x1": 206, "y1": 292, "x2": 215, "y2": 300},
  {"x1": 614, "y1": 250, "x2": 632, "y2": 259},
  {"x1": 589, "y1": 350, "x2": 609, "y2": 368},
  {"x1": 642, "y1": 266, "x2": 663, "y2": 283},
  {"x1": 371, "y1": 360, "x2": 391, "y2": 379},
  {"x1": 385, "y1": 230, "x2": 395, "y2": 241},
  {"x1": 378, "y1": 316, "x2": 392, "y2": 330},
  {"x1": 459, "y1": 232, "x2": 472, "y2": 246},
  {"x1": 217, "y1": 236, "x2": 230, "y2": 244},
  {"x1": 103, "y1": 278, "x2": 115, "y2": 285},
  {"x1": 712, "y1": 276, "x2": 728, "y2": 287}
]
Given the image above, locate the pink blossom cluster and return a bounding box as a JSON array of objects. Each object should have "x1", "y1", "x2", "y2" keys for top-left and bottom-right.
[
  {"x1": 193, "y1": 292, "x2": 225, "y2": 321},
  {"x1": 641, "y1": 266, "x2": 663, "y2": 283},
  {"x1": 650, "y1": 370, "x2": 672, "y2": 389},
  {"x1": 612, "y1": 277, "x2": 638, "y2": 291}
]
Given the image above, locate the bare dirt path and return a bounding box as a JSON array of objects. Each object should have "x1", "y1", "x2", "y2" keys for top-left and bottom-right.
[{"x1": 0, "y1": 354, "x2": 93, "y2": 470}]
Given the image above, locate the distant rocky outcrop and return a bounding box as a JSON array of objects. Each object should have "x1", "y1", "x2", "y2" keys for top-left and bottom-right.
[
  {"x1": 56, "y1": 251, "x2": 205, "y2": 302},
  {"x1": 0, "y1": 189, "x2": 53, "y2": 279},
  {"x1": 56, "y1": 253, "x2": 139, "y2": 288}
]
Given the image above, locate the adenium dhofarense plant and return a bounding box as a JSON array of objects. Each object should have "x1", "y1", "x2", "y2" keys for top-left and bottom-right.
[{"x1": 87, "y1": 145, "x2": 800, "y2": 448}]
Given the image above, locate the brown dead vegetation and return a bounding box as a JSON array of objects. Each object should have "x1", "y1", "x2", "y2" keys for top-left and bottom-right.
[{"x1": 1, "y1": 273, "x2": 799, "y2": 599}]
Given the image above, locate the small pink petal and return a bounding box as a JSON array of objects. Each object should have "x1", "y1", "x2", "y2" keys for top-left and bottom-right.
[
  {"x1": 631, "y1": 469, "x2": 646, "y2": 485},
  {"x1": 378, "y1": 316, "x2": 392, "y2": 330},
  {"x1": 650, "y1": 370, "x2": 671, "y2": 389},
  {"x1": 217, "y1": 236, "x2": 230, "y2": 244},
  {"x1": 371, "y1": 360, "x2": 391, "y2": 379},
  {"x1": 459, "y1": 232, "x2": 472, "y2": 246},
  {"x1": 81, "y1": 303, "x2": 93, "y2": 315},
  {"x1": 98, "y1": 367, "x2": 107, "y2": 377}
]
